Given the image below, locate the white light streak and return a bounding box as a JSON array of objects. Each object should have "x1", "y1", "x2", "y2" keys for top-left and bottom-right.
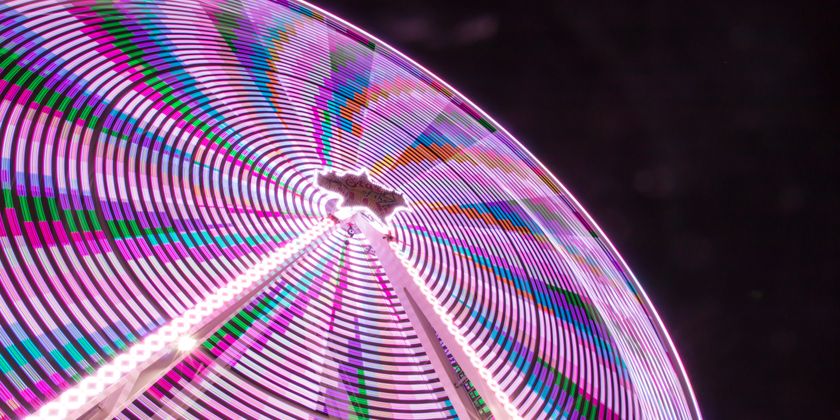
[{"x1": 29, "y1": 219, "x2": 335, "y2": 419}]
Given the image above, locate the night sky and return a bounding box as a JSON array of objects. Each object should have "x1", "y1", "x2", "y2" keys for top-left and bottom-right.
[{"x1": 314, "y1": 0, "x2": 838, "y2": 418}]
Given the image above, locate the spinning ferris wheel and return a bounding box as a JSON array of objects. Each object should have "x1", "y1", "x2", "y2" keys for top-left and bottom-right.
[{"x1": 0, "y1": 0, "x2": 699, "y2": 419}]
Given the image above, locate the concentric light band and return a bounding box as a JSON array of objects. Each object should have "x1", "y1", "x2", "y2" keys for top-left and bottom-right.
[
  {"x1": 29, "y1": 219, "x2": 335, "y2": 419},
  {"x1": 0, "y1": 0, "x2": 699, "y2": 419}
]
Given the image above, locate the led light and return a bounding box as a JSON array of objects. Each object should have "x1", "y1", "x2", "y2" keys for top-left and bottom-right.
[
  {"x1": 176, "y1": 336, "x2": 198, "y2": 352},
  {"x1": 29, "y1": 220, "x2": 334, "y2": 419},
  {"x1": 504, "y1": 403, "x2": 522, "y2": 418},
  {"x1": 333, "y1": 207, "x2": 354, "y2": 220}
]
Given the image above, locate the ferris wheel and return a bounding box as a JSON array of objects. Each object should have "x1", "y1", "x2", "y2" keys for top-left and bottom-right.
[{"x1": 0, "y1": 0, "x2": 699, "y2": 418}]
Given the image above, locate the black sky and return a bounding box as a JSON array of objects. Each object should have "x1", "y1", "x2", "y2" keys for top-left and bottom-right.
[{"x1": 313, "y1": 0, "x2": 839, "y2": 418}]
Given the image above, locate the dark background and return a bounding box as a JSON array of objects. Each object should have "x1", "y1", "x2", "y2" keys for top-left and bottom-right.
[{"x1": 314, "y1": 0, "x2": 838, "y2": 418}]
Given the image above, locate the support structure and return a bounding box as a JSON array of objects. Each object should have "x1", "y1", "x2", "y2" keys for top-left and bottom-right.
[
  {"x1": 35, "y1": 212, "x2": 515, "y2": 419},
  {"x1": 78, "y1": 249, "x2": 310, "y2": 420},
  {"x1": 353, "y1": 214, "x2": 508, "y2": 419},
  {"x1": 33, "y1": 221, "x2": 337, "y2": 419}
]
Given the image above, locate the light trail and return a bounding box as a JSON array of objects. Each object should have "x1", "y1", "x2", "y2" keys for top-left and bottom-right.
[{"x1": 29, "y1": 219, "x2": 336, "y2": 419}]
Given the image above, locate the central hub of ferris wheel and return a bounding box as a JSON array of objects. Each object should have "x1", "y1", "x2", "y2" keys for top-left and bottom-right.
[{"x1": 316, "y1": 169, "x2": 409, "y2": 225}]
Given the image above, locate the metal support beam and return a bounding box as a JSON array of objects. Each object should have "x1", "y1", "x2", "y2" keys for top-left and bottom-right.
[
  {"x1": 353, "y1": 214, "x2": 504, "y2": 419},
  {"x1": 38, "y1": 211, "x2": 513, "y2": 419},
  {"x1": 62, "y1": 223, "x2": 337, "y2": 420}
]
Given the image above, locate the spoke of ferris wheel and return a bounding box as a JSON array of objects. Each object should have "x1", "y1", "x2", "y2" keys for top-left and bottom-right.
[
  {"x1": 352, "y1": 213, "x2": 521, "y2": 420},
  {"x1": 29, "y1": 219, "x2": 338, "y2": 420}
]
